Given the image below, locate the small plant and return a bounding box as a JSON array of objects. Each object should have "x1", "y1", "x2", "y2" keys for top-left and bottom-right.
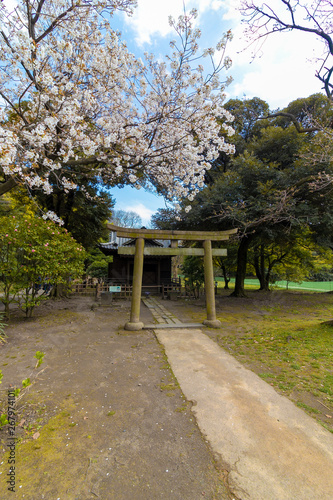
[
  {"x1": 22, "y1": 378, "x2": 31, "y2": 389},
  {"x1": 0, "y1": 370, "x2": 9, "y2": 429},
  {"x1": 34, "y1": 351, "x2": 45, "y2": 368},
  {"x1": 0, "y1": 413, "x2": 9, "y2": 427},
  {"x1": 0, "y1": 352, "x2": 45, "y2": 429},
  {"x1": 0, "y1": 312, "x2": 7, "y2": 345},
  {"x1": 296, "y1": 402, "x2": 320, "y2": 414}
]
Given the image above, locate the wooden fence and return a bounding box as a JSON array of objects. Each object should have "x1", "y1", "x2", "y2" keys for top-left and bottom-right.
[{"x1": 70, "y1": 278, "x2": 183, "y2": 299}]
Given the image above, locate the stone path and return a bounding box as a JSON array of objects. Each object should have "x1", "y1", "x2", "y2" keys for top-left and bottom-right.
[
  {"x1": 142, "y1": 296, "x2": 202, "y2": 329},
  {"x1": 144, "y1": 298, "x2": 333, "y2": 500}
]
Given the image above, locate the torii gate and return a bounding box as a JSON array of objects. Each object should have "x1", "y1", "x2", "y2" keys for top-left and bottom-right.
[{"x1": 107, "y1": 224, "x2": 237, "y2": 330}]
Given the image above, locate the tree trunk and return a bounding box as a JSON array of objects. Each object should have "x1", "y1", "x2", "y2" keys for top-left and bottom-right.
[
  {"x1": 230, "y1": 235, "x2": 254, "y2": 297},
  {"x1": 221, "y1": 263, "x2": 230, "y2": 289},
  {"x1": 0, "y1": 177, "x2": 18, "y2": 196},
  {"x1": 264, "y1": 259, "x2": 280, "y2": 292},
  {"x1": 3, "y1": 301, "x2": 10, "y2": 321},
  {"x1": 264, "y1": 268, "x2": 272, "y2": 291},
  {"x1": 2, "y1": 283, "x2": 13, "y2": 320},
  {"x1": 64, "y1": 190, "x2": 75, "y2": 228},
  {"x1": 253, "y1": 245, "x2": 263, "y2": 289},
  {"x1": 254, "y1": 244, "x2": 270, "y2": 291}
]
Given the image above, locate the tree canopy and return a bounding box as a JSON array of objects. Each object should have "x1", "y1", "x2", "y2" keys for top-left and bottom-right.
[
  {"x1": 154, "y1": 94, "x2": 333, "y2": 296},
  {"x1": 0, "y1": 1, "x2": 235, "y2": 221},
  {"x1": 31, "y1": 176, "x2": 114, "y2": 249}
]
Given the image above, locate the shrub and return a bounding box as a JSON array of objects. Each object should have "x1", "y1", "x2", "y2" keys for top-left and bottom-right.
[{"x1": 0, "y1": 214, "x2": 86, "y2": 318}]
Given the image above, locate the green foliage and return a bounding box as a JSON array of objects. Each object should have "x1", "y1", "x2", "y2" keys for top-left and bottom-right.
[
  {"x1": 245, "y1": 228, "x2": 330, "y2": 290},
  {"x1": 0, "y1": 213, "x2": 86, "y2": 318},
  {"x1": 0, "y1": 352, "x2": 45, "y2": 429},
  {"x1": 13, "y1": 388, "x2": 20, "y2": 398},
  {"x1": 227, "y1": 97, "x2": 269, "y2": 136},
  {"x1": 0, "y1": 312, "x2": 6, "y2": 345},
  {"x1": 22, "y1": 378, "x2": 31, "y2": 389},
  {"x1": 86, "y1": 260, "x2": 108, "y2": 279},
  {"x1": 0, "y1": 414, "x2": 8, "y2": 427},
  {"x1": 204, "y1": 97, "x2": 271, "y2": 182},
  {"x1": 309, "y1": 269, "x2": 333, "y2": 281},
  {"x1": 278, "y1": 94, "x2": 333, "y2": 132},
  {"x1": 31, "y1": 178, "x2": 114, "y2": 251},
  {"x1": 34, "y1": 351, "x2": 45, "y2": 368},
  {"x1": 249, "y1": 125, "x2": 305, "y2": 169},
  {"x1": 182, "y1": 256, "x2": 205, "y2": 298},
  {"x1": 85, "y1": 247, "x2": 113, "y2": 279}
]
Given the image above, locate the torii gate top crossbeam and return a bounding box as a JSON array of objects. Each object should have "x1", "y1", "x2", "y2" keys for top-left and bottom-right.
[{"x1": 107, "y1": 224, "x2": 237, "y2": 241}]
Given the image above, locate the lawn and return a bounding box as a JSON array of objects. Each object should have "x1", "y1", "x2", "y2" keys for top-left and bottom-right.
[{"x1": 182, "y1": 288, "x2": 333, "y2": 433}]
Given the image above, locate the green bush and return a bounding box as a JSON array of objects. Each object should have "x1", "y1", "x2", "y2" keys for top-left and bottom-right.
[
  {"x1": 182, "y1": 256, "x2": 205, "y2": 298},
  {"x1": 0, "y1": 213, "x2": 86, "y2": 318}
]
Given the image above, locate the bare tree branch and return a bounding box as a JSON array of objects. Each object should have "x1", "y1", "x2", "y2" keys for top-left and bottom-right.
[
  {"x1": 240, "y1": 0, "x2": 333, "y2": 100},
  {"x1": 259, "y1": 112, "x2": 319, "y2": 133}
]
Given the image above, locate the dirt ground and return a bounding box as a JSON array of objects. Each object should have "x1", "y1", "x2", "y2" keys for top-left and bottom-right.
[
  {"x1": 0, "y1": 296, "x2": 234, "y2": 500},
  {"x1": 1, "y1": 289, "x2": 332, "y2": 499}
]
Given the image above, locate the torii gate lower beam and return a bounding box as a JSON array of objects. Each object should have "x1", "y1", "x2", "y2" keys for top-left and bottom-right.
[{"x1": 106, "y1": 224, "x2": 237, "y2": 330}]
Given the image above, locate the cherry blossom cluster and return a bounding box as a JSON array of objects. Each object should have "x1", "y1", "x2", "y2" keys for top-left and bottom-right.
[{"x1": 0, "y1": 1, "x2": 235, "y2": 209}]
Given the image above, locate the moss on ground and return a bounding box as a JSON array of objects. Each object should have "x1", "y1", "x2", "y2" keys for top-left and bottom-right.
[{"x1": 0, "y1": 398, "x2": 89, "y2": 499}]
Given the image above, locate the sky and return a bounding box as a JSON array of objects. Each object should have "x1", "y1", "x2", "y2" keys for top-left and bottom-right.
[{"x1": 108, "y1": 0, "x2": 325, "y2": 226}]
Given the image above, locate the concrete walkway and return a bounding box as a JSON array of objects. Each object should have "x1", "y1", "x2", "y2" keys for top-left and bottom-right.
[
  {"x1": 146, "y1": 300, "x2": 333, "y2": 500},
  {"x1": 142, "y1": 296, "x2": 202, "y2": 329}
]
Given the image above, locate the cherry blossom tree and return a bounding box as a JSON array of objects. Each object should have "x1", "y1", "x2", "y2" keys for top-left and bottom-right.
[{"x1": 0, "y1": 1, "x2": 235, "y2": 222}]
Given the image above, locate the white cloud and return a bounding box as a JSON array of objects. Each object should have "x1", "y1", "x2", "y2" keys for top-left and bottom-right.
[
  {"x1": 125, "y1": 0, "x2": 324, "y2": 107},
  {"x1": 123, "y1": 0, "x2": 180, "y2": 45},
  {"x1": 221, "y1": 0, "x2": 242, "y2": 21},
  {"x1": 123, "y1": 0, "x2": 227, "y2": 45},
  {"x1": 226, "y1": 26, "x2": 324, "y2": 109},
  {"x1": 117, "y1": 202, "x2": 155, "y2": 225},
  {"x1": 207, "y1": 0, "x2": 324, "y2": 108},
  {"x1": 3, "y1": 0, "x2": 17, "y2": 9}
]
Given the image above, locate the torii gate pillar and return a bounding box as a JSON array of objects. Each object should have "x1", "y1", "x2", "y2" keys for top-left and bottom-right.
[
  {"x1": 202, "y1": 239, "x2": 221, "y2": 328},
  {"x1": 124, "y1": 237, "x2": 145, "y2": 331}
]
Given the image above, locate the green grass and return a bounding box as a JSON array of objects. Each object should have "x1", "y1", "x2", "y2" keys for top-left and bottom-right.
[
  {"x1": 222, "y1": 321, "x2": 333, "y2": 396},
  {"x1": 212, "y1": 291, "x2": 333, "y2": 431},
  {"x1": 296, "y1": 402, "x2": 320, "y2": 414},
  {"x1": 215, "y1": 277, "x2": 333, "y2": 292}
]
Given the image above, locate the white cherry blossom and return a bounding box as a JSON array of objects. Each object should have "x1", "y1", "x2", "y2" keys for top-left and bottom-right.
[{"x1": 0, "y1": 1, "x2": 235, "y2": 206}]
